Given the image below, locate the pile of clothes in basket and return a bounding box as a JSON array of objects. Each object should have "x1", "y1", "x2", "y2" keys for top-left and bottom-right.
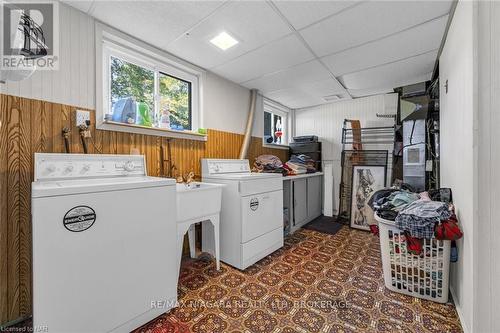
[
  {"x1": 253, "y1": 154, "x2": 318, "y2": 176},
  {"x1": 365, "y1": 185, "x2": 463, "y2": 257}
]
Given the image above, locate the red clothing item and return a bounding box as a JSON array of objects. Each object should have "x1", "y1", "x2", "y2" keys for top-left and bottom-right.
[
  {"x1": 369, "y1": 224, "x2": 379, "y2": 236},
  {"x1": 405, "y1": 232, "x2": 423, "y2": 255},
  {"x1": 435, "y1": 213, "x2": 463, "y2": 240}
]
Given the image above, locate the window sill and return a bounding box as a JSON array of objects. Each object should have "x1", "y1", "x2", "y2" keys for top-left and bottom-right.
[
  {"x1": 263, "y1": 143, "x2": 290, "y2": 150},
  {"x1": 100, "y1": 120, "x2": 207, "y2": 141}
]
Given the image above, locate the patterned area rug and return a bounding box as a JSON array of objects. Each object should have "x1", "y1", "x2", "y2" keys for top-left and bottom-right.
[{"x1": 135, "y1": 227, "x2": 463, "y2": 333}]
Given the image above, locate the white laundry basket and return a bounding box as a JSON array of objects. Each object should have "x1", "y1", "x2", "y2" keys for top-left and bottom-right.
[{"x1": 375, "y1": 213, "x2": 451, "y2": 303}]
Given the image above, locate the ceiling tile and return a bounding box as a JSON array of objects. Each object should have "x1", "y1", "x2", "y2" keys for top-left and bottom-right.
[
  {"x1": 212, "y1": 34, "x2": 314, "y2": 84},
  {"x1": 272, "y1": 0, "x2": 361, "y2": 30},
  {"x1": 300, "y1": 78, "x2": 346, "y2": 97},
  {"x1": 166, "y1": 1, "x2": 292, "y2": 69},
  {"x1": 323, "y1": 15, "x2": 447, "y2": 76},
  {"x1": 64, "y1": 0, "x2": 450, "y2": 108},
  {"x1": 339, "y1": 50, "x2": 437, "y2": 90},
  {"x1": 266, "y1": 89, "x2": 323, "y2": 109},
  {"x1": 264, "y1": 78, "x2": 349, "y2": 109},
  {"x1": 63, "y1": 1, "x2": 94, "y2": 13},
  {"x1": 300, "y1": 0, "x2": 452, "y2": 57},
  {"x1": 89, "y1": 1, "x2": 224, "y2": 49},
  {"x1": 241, "y1": 60, "x2": 331, "y2": 93}
]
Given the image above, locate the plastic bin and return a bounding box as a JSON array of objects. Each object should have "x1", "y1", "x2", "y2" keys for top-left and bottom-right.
[{"x1": 375, "y1": 213, "x2": 451, "y2": 303}]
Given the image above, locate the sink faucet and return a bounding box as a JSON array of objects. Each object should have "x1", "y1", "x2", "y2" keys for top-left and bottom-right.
[
  {"x1": 185, "y1": 171, "x2": 195, "y2": 184},
  {"x1": 176, "y1": 171, "x2": 195, "y2": 184}
]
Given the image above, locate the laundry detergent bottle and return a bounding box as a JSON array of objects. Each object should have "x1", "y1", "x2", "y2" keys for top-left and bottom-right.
[{"x1": 136, "y1": 102, "x2": 153, "y2": 127}]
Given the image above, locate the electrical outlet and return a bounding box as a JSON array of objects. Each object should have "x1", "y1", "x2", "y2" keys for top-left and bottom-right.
[{"x1": 76, "y1": 110, "x2": 90, "y2": 127}]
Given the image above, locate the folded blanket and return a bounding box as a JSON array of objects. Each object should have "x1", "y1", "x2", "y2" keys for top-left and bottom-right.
[
  {"x1": 254, "y1": 154, "x2": 283, "y2": 168},
  {"x1": 285, "y1": 161, "x2": 307, "y2": 174},
  {"x1": 253, "y1": 155, "x2": 286, "y2": 175}
]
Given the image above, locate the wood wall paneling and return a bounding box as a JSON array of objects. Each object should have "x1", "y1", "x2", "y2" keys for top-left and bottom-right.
[
  {"x1": 0, "y1": 91, "x2": 9, "y2": 323},
  {"x1": 0, "y1": 93, "x2": 288, "y2": 324},
  {"x1": 7, "y1": 100, "x2": 21, "y2": 321}
]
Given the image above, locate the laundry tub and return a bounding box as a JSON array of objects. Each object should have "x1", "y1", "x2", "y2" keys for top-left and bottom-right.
[
  {"x1": 176, "y1": 182, "x2": 224, "y2": 222},
  {"x1": 375, "y1": 213, "x2": 451, "y2": 303},
  {"x1": 176, "y1": 182, "x2": 225, "y2": 271}
]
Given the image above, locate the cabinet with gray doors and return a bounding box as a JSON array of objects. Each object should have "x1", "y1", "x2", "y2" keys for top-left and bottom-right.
[{"x1": 282, "y1": 173, "x2": 323, "y2": 234}]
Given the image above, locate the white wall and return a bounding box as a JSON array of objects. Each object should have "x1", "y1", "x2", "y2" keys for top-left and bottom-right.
[
  {"x1": 203, "y1": 71, "x2": 265, "y2": 136},
  {"x1": 439, "y1": 1, "x2": 476, "y2": 331},
  {"x1": 475, "y1": 1, "x2": 500, "y2": 332},
  {"x1": 294, "y1": 94, "x2": 398, "y2": 213},
  {"x1": 0, "y1": 3, "x2": 256, "y2": 136},
  {"x1": 1, "y1": 3, "x2": 95, "y2": 109}
]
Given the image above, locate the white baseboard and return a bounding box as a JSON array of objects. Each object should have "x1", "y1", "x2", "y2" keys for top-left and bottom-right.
[{"x1": 450, "y1": 287, "x2": 470, "y2": 333}]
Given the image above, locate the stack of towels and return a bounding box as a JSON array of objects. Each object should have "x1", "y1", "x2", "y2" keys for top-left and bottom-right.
[{"x1": 284, "y1": 154, "x2": 316, "y2": 175}]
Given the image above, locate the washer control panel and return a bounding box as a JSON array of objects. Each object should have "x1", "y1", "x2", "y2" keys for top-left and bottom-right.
[{"x1": 34, "y1": 153, "x2": 147, "y2": 181}]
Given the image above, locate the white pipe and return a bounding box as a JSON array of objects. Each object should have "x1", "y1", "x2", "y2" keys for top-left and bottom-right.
[{"x1": 239, "y1": 89, "x2": 257, "y2": 159}]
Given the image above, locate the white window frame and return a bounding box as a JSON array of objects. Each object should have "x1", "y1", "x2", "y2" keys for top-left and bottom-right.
[
  {"x1": 263, "y1": 98, "x2": 290, "y2": 148},
  {"x1": 95, "y1": 22, "x2": 206, "y2": 141}
]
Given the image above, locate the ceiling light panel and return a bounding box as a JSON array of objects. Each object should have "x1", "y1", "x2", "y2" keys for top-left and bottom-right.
[
  {"x1": 210, "y1": 32, "x2": 239, "y2": 50},
  {"x1": 166, "y1": 1, "x2": 291, "y2": 69}
]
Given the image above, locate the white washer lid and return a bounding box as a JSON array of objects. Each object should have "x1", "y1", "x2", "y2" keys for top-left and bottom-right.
[{"x1": 32, "y1": 176, "x2": 175, "y2": 198}]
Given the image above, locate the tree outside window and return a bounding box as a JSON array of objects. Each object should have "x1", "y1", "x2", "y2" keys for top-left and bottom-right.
[
  {"x1": 109, "y1": 56, "x2": 192, "y2": 130},
  {"x1": 159, "y1": 73, "x2": 191, "y2": 130}
]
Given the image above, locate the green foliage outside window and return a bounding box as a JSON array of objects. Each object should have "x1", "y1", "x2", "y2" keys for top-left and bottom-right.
[
  {"x1": 110, "y1": 56, "x2": 192, "y2": 130},
  {"x1": 110, "y1": 57, "x2": 154, "y2": 122},
  {"x1": 159, "y1": 73, "x2": 191, "y2": 130}
]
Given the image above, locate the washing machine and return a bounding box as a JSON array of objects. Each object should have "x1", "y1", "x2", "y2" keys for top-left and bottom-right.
[
  {"x1": 32, "y1": 153, "x2": 177, "y2": 333},
  {"x1": 201, "y1": 159, "x2": 283, "y2": 270}
]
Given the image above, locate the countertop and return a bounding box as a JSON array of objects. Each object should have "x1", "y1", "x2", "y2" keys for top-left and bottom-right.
[{"x1": 282, "y1": 172, "x2": 324, "y2": 181}]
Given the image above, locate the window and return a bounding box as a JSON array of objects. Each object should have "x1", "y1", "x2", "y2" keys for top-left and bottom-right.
[
  {"x1": 263, "y1": 98, "x2": 289, "y2": 146},
  {"x1": 158, "y1": 72, "x2": 192, "y2": 130},
  {"x1": 105, "y1": 49, "x2": 195, "y2": 131},
  {"x1": 96, "y1": 23, "x2": 203, "y2": 140},
  {"x1": 109, "y1": 56, "x2": 155, "y2": 126}
]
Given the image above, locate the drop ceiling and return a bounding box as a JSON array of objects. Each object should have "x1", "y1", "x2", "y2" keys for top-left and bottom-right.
[{"x1": 65, "y1": 0, "x2": 453, "y2": 109}]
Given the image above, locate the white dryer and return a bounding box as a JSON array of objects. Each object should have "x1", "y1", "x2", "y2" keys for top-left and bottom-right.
[
  {"x1": 32, "y1": 153, "x2": 177, "y2": 333},
  {"x1": 202, "y1": 159, "x2": 283, "y2": 270}
]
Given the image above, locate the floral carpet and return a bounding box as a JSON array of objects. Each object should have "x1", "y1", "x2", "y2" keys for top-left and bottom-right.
[{"x1": 135, "y1": 227, "x2": 463, "y2": 333}]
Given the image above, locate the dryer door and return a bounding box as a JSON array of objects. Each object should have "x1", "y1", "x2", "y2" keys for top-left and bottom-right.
[{"x1": 241, "y1": 189, "x2": 283, "y2": 243}]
